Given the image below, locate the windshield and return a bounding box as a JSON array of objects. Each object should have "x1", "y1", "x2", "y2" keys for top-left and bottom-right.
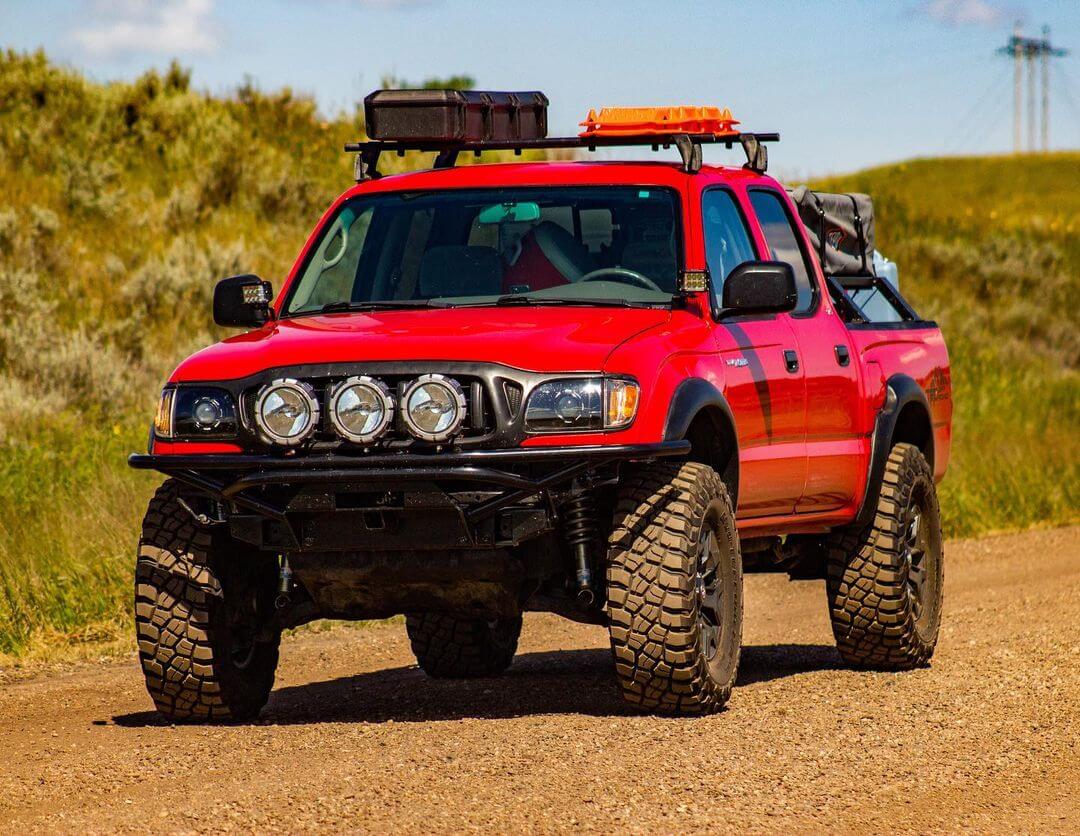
[{"x1": 283, "y1": 186, "x2": 681, "y2": 315}]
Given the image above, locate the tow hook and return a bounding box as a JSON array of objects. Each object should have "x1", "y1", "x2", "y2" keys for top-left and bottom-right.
[{"x1": 275, "y1": 555, "x2": 293, "y2": 610}]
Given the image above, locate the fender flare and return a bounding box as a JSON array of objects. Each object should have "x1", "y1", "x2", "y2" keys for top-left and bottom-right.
[
  {"x1": 854, "y1": 373, "x2": 933, "y2": 528},
  {"x1": 663, "y1": 378, "x2": 740, "y2": 507}
]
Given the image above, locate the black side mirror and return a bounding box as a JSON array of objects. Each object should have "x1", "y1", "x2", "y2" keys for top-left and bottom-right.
[
  {"x1": 719, "y1": 261, "x2": 797, "y2": 317},
  {"x1": 213, "y1": 274, "x2": 274, "y2": 328}
]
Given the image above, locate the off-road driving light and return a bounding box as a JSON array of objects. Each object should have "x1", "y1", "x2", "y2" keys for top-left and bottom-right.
[
  {"x1": 525, "y1": 378, "x2": 639, "y2": 433},
  {"x1": 329, "y1": 376, "x2": 394, "y2": 444},
  {"x1": 255, "y1": 378, "x2": 319, "y2": 446},
  {"x1": 153, "y1": 388, "x2": 175, "y2": 439},
  {"x1": 400, "y1": 374, "x2": 466, "y2": 443}
]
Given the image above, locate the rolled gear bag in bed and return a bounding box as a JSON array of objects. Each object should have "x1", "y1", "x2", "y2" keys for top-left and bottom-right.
[{"x1": 787, "y1": 186, "x2": 875, "y2": 277}]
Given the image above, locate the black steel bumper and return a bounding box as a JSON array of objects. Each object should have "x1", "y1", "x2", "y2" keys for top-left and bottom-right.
[{"x1": 128, "y1": 441, "x2": 690, "y2": 550}]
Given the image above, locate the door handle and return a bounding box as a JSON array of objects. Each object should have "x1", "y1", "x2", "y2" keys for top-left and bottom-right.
[
  {"x1": 835, "y1": 344, "x2": 851, "y2": 367},
  {"x1": 784, "y1": 349, "x2": 799, "y2": 373}
]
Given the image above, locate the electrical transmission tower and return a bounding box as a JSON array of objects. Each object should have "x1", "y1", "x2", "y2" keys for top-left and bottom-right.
[{"x1": 999, "y1": 24, "x2": 1068, "y2": 153}]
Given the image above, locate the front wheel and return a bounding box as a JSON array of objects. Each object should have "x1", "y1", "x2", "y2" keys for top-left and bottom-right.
[
  {"x1": 134, "y1": 481, "x2": 281, "y2": 722},
  {"x1": 826, "y1": 442, "x2": 944, "y2": 669},
  {"x1": 606, "y1": 461, "x2": 742, "y2": 715}
]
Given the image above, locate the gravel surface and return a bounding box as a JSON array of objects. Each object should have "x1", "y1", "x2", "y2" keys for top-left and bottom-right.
[{"x1": 1, "y1": 526, "x2": 1077, "y2": 833}]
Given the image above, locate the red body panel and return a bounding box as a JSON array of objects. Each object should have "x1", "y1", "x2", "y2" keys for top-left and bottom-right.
[{"x1": 162, "y1": 159, "x2": 953, "y2": 535}]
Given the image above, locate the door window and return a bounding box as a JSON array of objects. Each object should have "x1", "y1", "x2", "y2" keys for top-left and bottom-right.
[
  {"x1": 701, "y1": 189, "x2": 757, "y2": 304},
  {"x1": 748, "y1": 189, "x2": 817, "y2": 313}
]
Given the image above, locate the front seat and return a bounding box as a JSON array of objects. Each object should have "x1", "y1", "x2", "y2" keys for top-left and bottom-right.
[
  {"x1": 531, "y1": 221, "x2": 595, "y2": 281},
  {"x1": 418, "y1": 245, "x2": 504, "y2": 298}
]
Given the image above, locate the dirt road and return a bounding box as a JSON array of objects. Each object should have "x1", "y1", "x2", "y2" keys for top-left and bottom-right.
[{"x1": 1, "y1": 527, "x2": 1077, "y2": 833}]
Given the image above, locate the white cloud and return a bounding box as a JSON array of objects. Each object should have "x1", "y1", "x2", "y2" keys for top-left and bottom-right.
[
  {"x1": 70, "y1": 0, "x2": 220, "y2": 57},
  {"x1": 920, "y1": 0, "x2": 1008, "y2": 26}
]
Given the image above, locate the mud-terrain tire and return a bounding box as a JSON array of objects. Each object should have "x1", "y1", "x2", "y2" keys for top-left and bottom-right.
[
  {"x1": 606, "y1": 461, "x2": 742, "y2": 715},
  {"x1": 405, "y1": 613, "x2": 522, "y2": 678},
  {"x1": 135, "y1": 480, "x2": 281, "y2": 722},
  {"x1": 826, "y1": 442, "x2": 944, "y2": 670}
]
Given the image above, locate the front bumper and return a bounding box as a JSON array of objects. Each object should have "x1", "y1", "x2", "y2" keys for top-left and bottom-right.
[{"x1": 129, "y1": 441, "x2": 690, "y2": 551}]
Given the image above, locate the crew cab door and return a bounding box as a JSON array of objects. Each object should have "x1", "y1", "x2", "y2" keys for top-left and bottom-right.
[
  {"x1": 701, "y1": 187, "x2": 807, "y2": 518},
  {"x1": 745, "y1": 188, "x2": 863, "y2": 514}
]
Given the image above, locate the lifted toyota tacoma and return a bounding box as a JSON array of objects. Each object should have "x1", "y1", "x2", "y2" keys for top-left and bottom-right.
[{"x1": 130, "y1": 92, "x2": 952, "y2": 720}]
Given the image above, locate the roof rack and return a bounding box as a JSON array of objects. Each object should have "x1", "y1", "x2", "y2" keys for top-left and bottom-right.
[{"x1": 343, "y1": 132, "x2": 780, "y2": 182}]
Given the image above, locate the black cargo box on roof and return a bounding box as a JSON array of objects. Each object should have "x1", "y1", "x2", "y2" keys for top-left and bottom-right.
[
  {"x1": 787, "y1": 186, "x2": 876, "y2": 277},
  {"x1": 364, "y1": 89, "x2": 549, "y2": 143}
]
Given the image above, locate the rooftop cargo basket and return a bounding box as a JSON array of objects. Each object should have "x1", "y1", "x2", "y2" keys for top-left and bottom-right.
[
  {"x1": 364, "y1": 89, "x2": 549, "y2": 143},
  {"x1": 347, "y1": 89, "x2": 779, "y2": 181}
]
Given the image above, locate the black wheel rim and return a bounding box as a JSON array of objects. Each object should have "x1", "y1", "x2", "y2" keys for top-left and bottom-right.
[
  {"x1": 902, "y1": 484, "x2": 935, "y2": 631},
  {"x1": 227, "y1": 586, "x2": 260, "y2": 670},
  {"x1": 696, "y1": 524, "x2": 723, "y2": 665}
]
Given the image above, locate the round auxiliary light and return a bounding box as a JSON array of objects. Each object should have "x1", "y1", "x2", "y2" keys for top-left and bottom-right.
[
  {"x1": 400, "y1": 374, "x2": 467, "y2": 443},
  {"x1": 254, "y1": 378, "x2": 319, "y2": 446},
  {"x1": 328, "y1": 376, "x2": 394, "y2": 444}
]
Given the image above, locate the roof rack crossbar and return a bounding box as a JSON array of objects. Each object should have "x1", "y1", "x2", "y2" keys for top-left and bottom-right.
[{"x1": 343, "y1": 132, "x2": 779, "y2": 181}]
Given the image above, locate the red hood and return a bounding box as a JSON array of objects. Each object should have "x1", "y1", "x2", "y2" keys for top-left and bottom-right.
[{"x1": 171, "y1": 307, "x2": 671, "y2": 381}]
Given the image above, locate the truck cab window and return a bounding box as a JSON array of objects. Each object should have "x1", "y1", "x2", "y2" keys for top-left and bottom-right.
[
  {"x1": 749, "y1": 189, "x2": 816, "y2": 312},
  {"x1": 701, "y1": 189, "x2": 756, "y2": 302}
]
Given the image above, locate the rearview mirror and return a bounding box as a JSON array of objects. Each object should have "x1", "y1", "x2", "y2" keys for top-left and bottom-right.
[
  {"x1": 213, "y1": 274, "x2": 274, "y2": 328},
  {"x1": 720, "y1": 261, "x2": 797, "y2": 317},
  {"x1": 477, "y1": 201, "x2": 541, "y2": 224}
]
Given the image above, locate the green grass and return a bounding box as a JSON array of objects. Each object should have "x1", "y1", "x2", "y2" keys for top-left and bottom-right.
[{"x1": 0, "y1": 51, "x2": 1076, "y2": 662}]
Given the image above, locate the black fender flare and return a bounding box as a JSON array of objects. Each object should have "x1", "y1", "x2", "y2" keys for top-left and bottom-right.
[
  {"x1": 662, "y1": 378, "x2": 740, "y2": 507},
  {"x1": 854, "y1": 373, "x2": 933, "y2": 528}
]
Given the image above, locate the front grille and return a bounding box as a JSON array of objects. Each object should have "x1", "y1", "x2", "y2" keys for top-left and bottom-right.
[{"x1": 222, "y1": 361, "x2": 586, "y2": 453}]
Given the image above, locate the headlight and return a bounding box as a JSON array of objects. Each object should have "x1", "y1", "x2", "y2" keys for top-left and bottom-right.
[
  {"x1": 524, "y1": 377, "x2": 639, "y2": 433},
  {"x1": 255, "y1": 378, "x2": 319, "y2": 446},
  {"x1": 154, "y1": 387, "x2": 238, "y2": 439},
  {"x1": 400, "y1": 374, "x2": 466, "y2": 442},
  {"x1": 329, "y1": 376, "x2": 394, "y2": 443}
]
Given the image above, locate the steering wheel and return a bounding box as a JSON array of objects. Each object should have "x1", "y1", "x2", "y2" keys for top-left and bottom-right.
[{"x1": 578, "y1": 267, "x2": 662, "y2": 292}]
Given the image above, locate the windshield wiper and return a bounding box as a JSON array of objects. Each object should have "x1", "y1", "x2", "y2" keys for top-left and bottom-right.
[
  {"x1": 456, "y1": 295, "x2": 658, "y2": 309},
  {"x1": 312, "y1": 300, "x2": 446, "y2": 315}
]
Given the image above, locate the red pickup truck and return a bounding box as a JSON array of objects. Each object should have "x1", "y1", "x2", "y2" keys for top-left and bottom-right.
[{"x1": 130, "y1": 93, "x2": 952, "y2": 721}]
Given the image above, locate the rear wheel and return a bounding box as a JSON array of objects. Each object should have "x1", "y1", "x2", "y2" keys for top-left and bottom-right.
[
  {"x1": 606, "y1": 461, "x2": 742, "y2": 715},
  {"x1": 135, "y1": 480, "x2": 281, "y2": 722},
  {"x1": 826, "y1": 442, "x2": 944, "y2": 669},
  {"x1": 405, "y1": 612, "x2": 521, "y2": 678}
]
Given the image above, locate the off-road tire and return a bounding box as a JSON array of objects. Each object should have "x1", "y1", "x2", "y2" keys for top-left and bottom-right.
[
  {"x1": 606, "y1": 461, "x2": 742, "y2": 715},
  {"x1": 135, "y1": 480, "x2": 281, "y2": 722},
  {"x1": 826, "y1": 442, "x2": 944, "y2": 670},
  {"x1": 405, "y1": 612, "x2": 522, "y2": 678}
]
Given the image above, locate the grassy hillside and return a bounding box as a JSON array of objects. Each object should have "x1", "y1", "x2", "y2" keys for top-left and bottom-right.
[{"x1": 0, "y1": 51, "x2": 1076, "y2": 663}]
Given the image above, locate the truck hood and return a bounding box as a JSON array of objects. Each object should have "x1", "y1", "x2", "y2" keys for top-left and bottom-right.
[{"x1": 171, "y1": 307, "x2": 672, "y2": 381}]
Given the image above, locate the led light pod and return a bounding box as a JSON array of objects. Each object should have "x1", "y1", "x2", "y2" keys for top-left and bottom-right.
[
  {"x1": 400, "y1": 374, "x2": 466, "y2": 443},
  {"x1": 329, "y1": 376, "x2": 394, "y2": 444},
  {"x1": 255, "y1": 378, "x2": 319, "y2": 446}
]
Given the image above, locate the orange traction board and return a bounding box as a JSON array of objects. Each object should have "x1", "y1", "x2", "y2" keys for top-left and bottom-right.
[{"x1": 579, "y1": 106, "x2": 740, "y2": 137}]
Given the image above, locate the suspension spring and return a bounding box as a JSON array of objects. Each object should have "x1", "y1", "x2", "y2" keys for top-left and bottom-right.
[{"x1": 563, "y1": 487, "x2": 599, "y2": 606}]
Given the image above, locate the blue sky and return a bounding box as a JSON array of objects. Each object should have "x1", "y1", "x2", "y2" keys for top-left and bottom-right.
[{"x1": 5, "y1": 0, "x2": 1080, "y2": 175}]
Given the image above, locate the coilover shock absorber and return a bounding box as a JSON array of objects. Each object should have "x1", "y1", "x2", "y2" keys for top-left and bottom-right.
[{"x1": 562, "y1": 484, "x2": 599, "y2": 606}]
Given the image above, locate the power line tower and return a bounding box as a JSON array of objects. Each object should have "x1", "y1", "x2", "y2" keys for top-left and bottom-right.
[{"x1": 999, "y1": 23, "x2": 1069, "y2": 153}]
